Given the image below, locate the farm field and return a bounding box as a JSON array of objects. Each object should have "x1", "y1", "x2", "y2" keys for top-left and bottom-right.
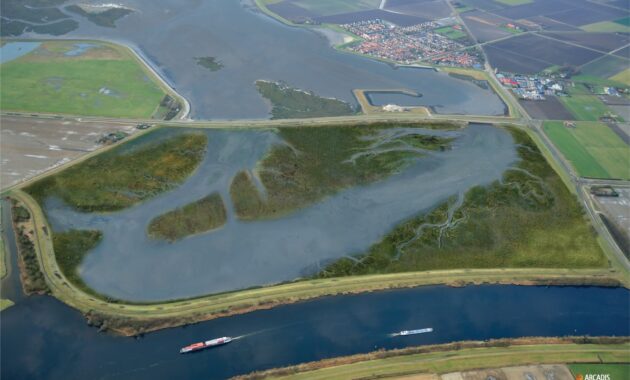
[
  {"x1": 611, "y1": 68, "x2": 630, "y2": 86},
  {"x1": 435, "y1": 26, "x2": 467, "y2": 40},
  {"x1": 580, "y1": 55, "x2": 630, "y2": 79},
  {"x1": 543, "y1": 121, "x2": 630, "y2": 180},
  {"x1": 582, "y1": 21, "x2": 630, "y2": 32},
  {"x1": 559, "y1": 94, "x2": 615, "y2": 122},
  {"x1": 0, "y1": 40, "x2": 167, "y2": 118},
  {"x1": 485, "y1": 34, "x2": 602, "y2": 74},
  {"x1": 289, "y1": 0, "x2": 380, "y2": 16}
]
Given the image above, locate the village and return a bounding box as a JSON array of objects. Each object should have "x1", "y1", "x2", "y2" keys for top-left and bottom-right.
[
  {"x1": 340, "y1": 19, "x2": 481, "y2": 67},
  {"x1": 497, "y1": 72, "x2": 567, "y2": 100}
]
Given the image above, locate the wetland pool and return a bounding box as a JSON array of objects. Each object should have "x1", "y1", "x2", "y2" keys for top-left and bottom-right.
[
  {"x1": 44, "y1": 124, "x2": 517, "y2": 301},
  {"x1": 18, "y1": 0, "x2": 506, "y2": 119}
]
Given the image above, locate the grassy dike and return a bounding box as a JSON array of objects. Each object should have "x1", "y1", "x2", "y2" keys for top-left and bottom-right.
[{"x1": 235, "y1": 337, "x2": 630, "y2": 380}]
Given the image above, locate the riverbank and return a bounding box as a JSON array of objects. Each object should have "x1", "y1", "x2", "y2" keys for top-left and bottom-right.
[{"x1": 235, "y1": 337, "x2": 630, "y2": 380}]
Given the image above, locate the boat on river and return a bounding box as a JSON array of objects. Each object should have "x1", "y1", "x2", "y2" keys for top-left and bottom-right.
[
  {"x1": 397, "y1": 328, "x2": 433, "y2": 336},
  {"x1": 180, "y1": 337, "x2": 232, "y2": 353}
]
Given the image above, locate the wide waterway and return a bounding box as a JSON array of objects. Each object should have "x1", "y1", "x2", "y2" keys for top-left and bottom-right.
[
  {"x1": 1, "y1": 276, "x2": 628, "y2": 379},
  {"x1": 18, "y1": 0, "x2": 506, "y2": 119},
  {"x1": 43, "y1": 124, "x2": 517, "y2": 301}
]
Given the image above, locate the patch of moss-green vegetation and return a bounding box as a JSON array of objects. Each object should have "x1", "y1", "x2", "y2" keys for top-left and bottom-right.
[
  {"x1": 318, "y1": 127, "x2": 607, "y2": 278},
  {"x1": 195, "y1": 57, "x2": 224, "y2": 72},
  {"x1": 25, "y1": 133, "x2": 208, "y2": 212},
  {"x1": 53, "y1": 229, "x2": 102, "y2": 295},
  {"x1": 256, "y1": 80, "x2": 356, "y2": 119},
  {"x1": 230, "y1": 124, "x2": 456, "y2": 220},
  {"x1": 65, "y1": 5, "x2": 133, "y2": 28},
  {"x1": 148, "y1": 193, "x2": 227, "y2": 241},
  {"x1": 230, "y1": 171, "x2": 266, "y2": 221}
]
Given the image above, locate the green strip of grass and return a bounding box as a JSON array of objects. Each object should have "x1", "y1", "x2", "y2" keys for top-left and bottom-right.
[
  {"x1": 53, "y1": 229, "x2": 102, "y2": 296},
  {"x1": 544, "y1": 121, "x2": 629, "y2": 180},
  {"x1": 230, "y1": 124, "x2": 455, "y2": 220},
  {"x1": 148, "y1": 193, "x2": 227, "y2": 241},
  {"x1": 319, "y1": 127, "x2": 607, "y2": 278},
  {"x1": 25, "y1": 132, "x2": 208, "y2": 212}
]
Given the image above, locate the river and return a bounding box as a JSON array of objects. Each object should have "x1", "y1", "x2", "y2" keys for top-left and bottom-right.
[
  {"x1": 18, "y1": 0, "x2": 506, "y2": 119},
  {"x1": 1, "y1": 282, "x2": 628, "y2": 379}
]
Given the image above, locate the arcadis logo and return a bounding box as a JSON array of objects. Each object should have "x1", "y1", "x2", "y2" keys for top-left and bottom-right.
[{"x1": 575, "y1": 373, "x2": 611, "y2": 380}]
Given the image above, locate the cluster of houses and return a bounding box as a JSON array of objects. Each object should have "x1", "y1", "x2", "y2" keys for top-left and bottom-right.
[
  {"x1": 340, "y1": 19, "x2": 479, "y2": 67},
  {"x1": 496, "y1": 72, "x2": 565, "y2": 100}
]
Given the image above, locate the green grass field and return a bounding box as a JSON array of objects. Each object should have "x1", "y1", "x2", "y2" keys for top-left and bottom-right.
[
  {"x1": 544, "y1": 121, "x2": 629, "y2": 179},
  {"x1": 319, "y1": 127, "x2": 607, "y2": 278},
  {"x1": 559, "y1": 83, "x2": 616, "y2": 121},
  {"x1": 582, "y1": 21, "x2": 630, "y2": 32},
  {"x1": 435, "y1": 26, "x2": 467, "y2": 40},
  {"x1": 568, "y1": 364, "x2": 630, "y2": 380},
  {"x1": 0, "y1": 40, "x2": 166, "y2": 118}
]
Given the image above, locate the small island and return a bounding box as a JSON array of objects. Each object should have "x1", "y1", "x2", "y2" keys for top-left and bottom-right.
[
  {"x1": 194, "y1": 56, "x2": 224, "y2": 72},
  {"x1": 147, "y1": 193, "x2": 227, "y2": 242}
]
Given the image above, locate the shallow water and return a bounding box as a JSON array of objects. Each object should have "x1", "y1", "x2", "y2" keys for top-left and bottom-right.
[
  {"x1": 20, "y1": 0, "x2": 506, "y2": 119},
  {"x1": 44, "y1": 124, "x2": 518, "y2": 301},
  {"x1": 0, "y1": 42, "x2": 41, "y2": 64}
]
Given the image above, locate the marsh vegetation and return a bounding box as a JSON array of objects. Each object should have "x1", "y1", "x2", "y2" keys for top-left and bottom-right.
[
  {"x1": 256, "y1": 80, "x2": 356, "y2": 119},
  {"x1": 148, "y1": 193, "x2": 227, "y2": 241},
  {"x1": 230, "y1": 124, "x2": 455, "y2": 220},
  {"x1": 53, "y1": 229, "x2": 103, "y2": 295},
  {"x1": 26, "y1": 133, "x2": 208, "y2": 212},
  {"x1": 194, "y1": 56, "x2": 223, "y2": 72},
  {"x1": 318, "y1": 127, "x2": 607, "y2": 277}
]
